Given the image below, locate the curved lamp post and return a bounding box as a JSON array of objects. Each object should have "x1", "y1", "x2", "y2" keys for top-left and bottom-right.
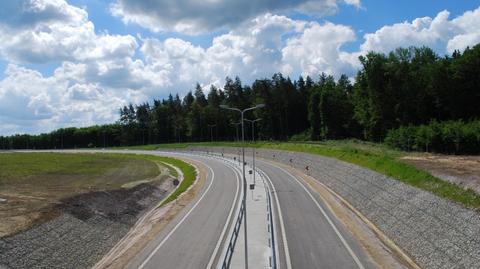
[
  {"x1": 220, "y1": 104, "x2": 265, "y2": 269},
  {"x1": 244, "y1": 118, "x2": 261, "y2": 185}
]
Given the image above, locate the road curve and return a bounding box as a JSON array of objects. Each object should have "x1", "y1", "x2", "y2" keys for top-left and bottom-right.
[
  {"x1": 125, "y1": 152, "x2": 242, "y2": 269},
  {"x1": 255, "y1": 157, "x2": 377, "y2": 269}
]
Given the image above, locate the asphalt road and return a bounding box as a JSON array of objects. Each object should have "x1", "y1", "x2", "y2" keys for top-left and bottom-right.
[
  {"x1": 25, "y1": 149, "x2": 378, "y2": 269},
  {"x1": 255, "y1": 158, "x2": 376, "y2": 269},
  {"x1": 131, "y1": 151, "x2": 377, "y2": 269},
  {"x1": 119, "y1": 150, "x2": 377, "y2": 269},
  {"x1": 126, "y1": 152, "x2": 242, "y2": 269}
]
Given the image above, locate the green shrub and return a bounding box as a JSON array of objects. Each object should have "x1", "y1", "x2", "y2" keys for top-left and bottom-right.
[
  {"x1": 385, "y1": 120, "x2": 480, "y2": 154},
  {"x1": 290, "y1": 130, "x2": 312, "y2": 142}
]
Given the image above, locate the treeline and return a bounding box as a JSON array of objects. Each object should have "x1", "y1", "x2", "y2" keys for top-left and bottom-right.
[
  {"x1": 1, "y1": 44, "x2": 479, "y2": 153},
  {"x1": 385, "y1": 120, "x2": 480, "y2": 154},
  {"x1": 353, "y1": 45, "x2": 480, "y2": 140},
  {"x1": 0, "y1": 124, "x2": 123, "y2": 149}
]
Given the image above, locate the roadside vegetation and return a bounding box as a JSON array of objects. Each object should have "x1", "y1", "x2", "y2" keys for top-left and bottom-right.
[
  {"x1": 0, "y1": 153, "x2": 160, "y2": 188},
  {"x1": 2, "y1": 44, "x2": 479, "y2": 156},
  {"x1": 1, "y1": 45, "x2": 478, "y2": 209},
  {"x1": 114, "y1": 140, "x2": 480, "y2": 210},
  {"x1": 156, "y1": 156, "x2": 197, "y2": 206},
  {"x1": 385, "y1": 120, "x2": 480, "y2": 154}
]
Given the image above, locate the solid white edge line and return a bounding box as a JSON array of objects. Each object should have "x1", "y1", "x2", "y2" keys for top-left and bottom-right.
[
  {"x1": 272, "y1": 164, "x2": 366, "y2": 269},
  {"x1": 260, "y1": 169, "x2": 281, "y2": 269},
  {"x1": 137, "y1": 157, "x2": 216, "y2": 269},
  {"x1": 206, "y1": 157, "x2": 242, "y2": 269},
  {"x1": 213, "y1": 156, "x2": 245, "y2": 269},
  {"x1": 261, "y1": 169, "x2": 293, "y2": 269},
  {"x1": 162, "y1": 151, "x2": 244, "y2": 269}
]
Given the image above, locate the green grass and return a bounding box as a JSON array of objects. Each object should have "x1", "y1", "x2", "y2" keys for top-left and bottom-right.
[
  {"x1": 0, "y1": 151, "x2": 198, "y2": 237},
  {"x1": 152, "y1": 156, "x2": 196, "y2": 206},
  {"x1": 117, "y1": 140, "x2": 480, "y2": 209},
  {"x1": 111, "y1": 144, "x2": 168, "y2": 150},
  {"x1": 0, "y1": 152, "x2": 197, "y2": 206},
  {"x1": 0, "y1": 152, "x2": 161, "y2": 188}
]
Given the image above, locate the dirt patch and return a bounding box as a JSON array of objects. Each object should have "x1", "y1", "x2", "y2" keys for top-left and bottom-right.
[
  {"x1": 272, "y1": 161, "x2": 419, "y2": 269},
  {"x1": 0, "y1": 179, "x2": 174, "y2": 269},
  {"x1": 402, "y1": 154, "x2": 480, "y2": 194},
  {"x1": 57, "y1": 183, "x2": 164, "y2": 222}
]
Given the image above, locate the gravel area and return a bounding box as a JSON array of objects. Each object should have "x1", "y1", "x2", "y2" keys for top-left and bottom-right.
[
  {"x1": 186, "y1": 146, "x2": 480, "y2": 269},
  {"x1": 0, "y1": 183, "x2": 169, "y2": 269}
]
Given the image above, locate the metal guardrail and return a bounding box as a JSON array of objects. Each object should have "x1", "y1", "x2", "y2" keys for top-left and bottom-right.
[
  {"x1": 266, "y1": 180, "x2": 277, "y2": 269},
  {"x1": 259, "y1": 170, "x2": 278, "y2": 269},
  {"x1": 201, "y1": 150, "x2": 278, "y2": 269},
  {"x1": 221, "y1": 200, "x2": 245, "y2": 269}
]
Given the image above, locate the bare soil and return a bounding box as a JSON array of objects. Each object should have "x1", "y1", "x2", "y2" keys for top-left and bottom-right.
[{"x1": 402, "y1": 154, "x2": 480, "y2": 194}]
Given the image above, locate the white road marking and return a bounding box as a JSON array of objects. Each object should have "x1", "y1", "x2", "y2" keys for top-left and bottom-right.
[
  {"x1": 138, "y1": 161, "x2": 216, "y2": 269},
  {"x1": 153, "y1": 151, "x2": 245, "y2": 269},
  {"x1": 206, "y1": 158, "x2": 242, "y2": 269},
  {"x1": 260, "y1": 169, "x2": 293, "y2": 269},
  {"x1": 272, "y1": 163, "x2": 366, "y2": 269}
]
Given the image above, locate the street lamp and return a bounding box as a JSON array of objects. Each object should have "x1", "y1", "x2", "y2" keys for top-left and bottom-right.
[
  {"x1": 230, "y1": 122, "x2": 241, "y2": 142},
  {"x1": 102, "y1": 129, "x2": 107, "y2": 148},
  {"x1": 229, "y1": 121, "x2": 242, "y2": 162},
  {"x1": 208, "y1": 124, "x2": 217, "y2": 142},
  {"x1": 220, "y1": 103, "x2": 265, "y2": 269},
  {"x1": 244, "y1": 118, "x2": 261, "y2": 185}
]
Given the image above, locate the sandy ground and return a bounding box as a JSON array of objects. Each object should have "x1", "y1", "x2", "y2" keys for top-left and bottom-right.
[
  {"x1": 92, "y1": 158, "x2": 206, "y2": 269},
  {"x1": 402, "y1": 154, "x2": 480, "y2": 194},
  {"x1": 277, "y1": 161, "x2": 419, "y2": 269}
]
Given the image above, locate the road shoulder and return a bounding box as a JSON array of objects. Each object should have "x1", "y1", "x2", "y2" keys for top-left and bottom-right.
[
  {"x1": 93, "y1": 157, "x2": 207, "y2": 269},
  {"x1": 266, "y1": 159, "x2": 420, "y2": 269}
]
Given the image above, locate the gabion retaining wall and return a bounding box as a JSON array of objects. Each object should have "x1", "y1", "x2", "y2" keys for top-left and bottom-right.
[
  {"x1": 185, "y1": 146, "x2": 480, "y2": 269},
  {"x1": 0, "y1": 184, "x2": 167, "y2": 269}
]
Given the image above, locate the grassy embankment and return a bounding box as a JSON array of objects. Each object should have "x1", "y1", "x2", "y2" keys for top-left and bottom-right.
[
  {"x1": 119, "y1": 153, "x2": 197, "y2": 206},
  {"x1": 155, "y1": 156, "x2": 197, "y2": 206},
  {"x1": 116, "y1": 140, "x2": 480, "y2": 210},
  {"x1": 0, "y1": 152, "x2": 196, "y2": 235}
]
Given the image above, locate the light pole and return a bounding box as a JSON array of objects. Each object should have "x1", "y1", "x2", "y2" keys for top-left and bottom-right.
[
  {"x1": 220, "y1": 104, "x2": 265, "y2": 269},
  {"x1": 244, "y1": 118, "x2": 261, "y2": 185},
  {"x1": 102, "y1": 129, "x2": 107, "y2": 148},
  {"x1": 208, "y1": 124, "x2": 217, "y2": 142},
  {"x1": 230, "y1": 122, "x2": 241, "y2": 142}
]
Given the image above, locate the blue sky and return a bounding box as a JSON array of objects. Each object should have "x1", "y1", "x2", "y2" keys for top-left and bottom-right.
[
  {"x1": 2, "y1": 0, "x2": 479, "y2": 78},
  {"x1": 0, "y1": 0, "x2": 479, "y2": 135}
]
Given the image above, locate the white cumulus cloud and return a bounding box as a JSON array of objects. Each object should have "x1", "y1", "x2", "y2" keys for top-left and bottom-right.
[
  {"x1": 0, "y1": 0, "x2": 137, "y2": 63},
  {"x1": 110, "y1": 0, "x2": 361, "y2": 34},
  {"x1": 0, "y1": 0, "x2": 479, "y2": 135},
  {"x1": 360, "y1": 7, "x2": 480, "y2": 54}
]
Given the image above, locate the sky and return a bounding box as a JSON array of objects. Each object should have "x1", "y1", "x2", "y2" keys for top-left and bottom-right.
[{"x1": 0, "y1": 0, "x2": 479, "y2": 135}]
